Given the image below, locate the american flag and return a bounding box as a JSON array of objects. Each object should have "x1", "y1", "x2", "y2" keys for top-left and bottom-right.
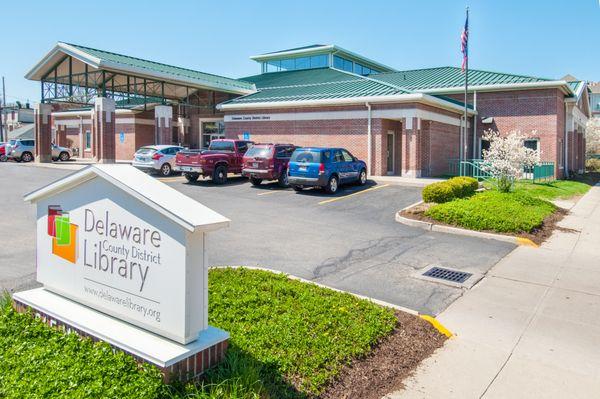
[{"x1": 461, "y1": 13, "x2": 469, "y2": 72}]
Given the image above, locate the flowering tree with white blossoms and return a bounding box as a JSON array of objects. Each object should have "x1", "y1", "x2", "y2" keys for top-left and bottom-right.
[
  {"x1": 586, "y1": 118, "x2": 600, "y2": 157},
  {"x1": 480, "y1": 130, "x2": 540, "y2": 193}
]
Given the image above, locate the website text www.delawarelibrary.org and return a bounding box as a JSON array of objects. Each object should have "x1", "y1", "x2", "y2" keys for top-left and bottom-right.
[{"x1": 83, "y1": 285, "x2": 161, "y2": 322}]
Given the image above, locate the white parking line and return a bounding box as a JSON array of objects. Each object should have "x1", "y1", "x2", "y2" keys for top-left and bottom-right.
[
  {"x1": 318, "y1": 184, "x2": 390, "y2": 205},
  {"x1": 257, "y1": 190, "x2": 285, "y2": 196}
]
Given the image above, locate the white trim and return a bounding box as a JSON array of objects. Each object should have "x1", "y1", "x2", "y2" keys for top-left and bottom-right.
[
  {"x1": 219, "y1": 92, "x2": 476, "y2": 115},
  {"x1": 225, "y1": 108, "x2": 464, "y2": 127}
]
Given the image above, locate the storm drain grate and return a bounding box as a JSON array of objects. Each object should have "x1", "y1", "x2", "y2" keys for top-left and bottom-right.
[{"x1": 423, "y1": 267, "x2": 472, "y2": 284}]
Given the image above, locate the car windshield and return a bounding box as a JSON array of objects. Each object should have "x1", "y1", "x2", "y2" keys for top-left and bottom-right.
[
  {"x1": 245, "y1": 146, "x2": 271, "y2": 158},
  {"x1": 291, "y1": 150, "x2": 322, "y2": 163},
  {"x1": 136, "y1": 147, "x2": 156, "y2": 155},
  {"x1": 209, "y1": 141, "x2": 234, "y2": 152}
]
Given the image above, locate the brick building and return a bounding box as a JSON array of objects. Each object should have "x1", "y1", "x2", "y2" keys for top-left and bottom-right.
[{"x1": 26, "y1": 43, "x2": 591, "y2": 177}]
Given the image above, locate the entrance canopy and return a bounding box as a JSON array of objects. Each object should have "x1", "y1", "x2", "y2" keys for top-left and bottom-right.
[{"x1": 25, "y1": 42, "x2": 255, "y2": 109}]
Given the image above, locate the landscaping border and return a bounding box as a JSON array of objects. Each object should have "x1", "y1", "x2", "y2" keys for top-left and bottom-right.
[{"x1": 396, "y1": 201, "x2": 539, "y2": 247}]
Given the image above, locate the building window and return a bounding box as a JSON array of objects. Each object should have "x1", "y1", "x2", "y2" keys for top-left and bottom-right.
[
  {"x1": 262, "y1": 54, "x2": 332, "y2": 73},
  {"x1": 524, "y1": 139, "x2": 539, "y2": 151},
  {"x1": 558, "y1": 139, "x2": 564, "y2": 169},
  {"x1": 85, "y1": 130, "x2": 91, "y2": 150}
]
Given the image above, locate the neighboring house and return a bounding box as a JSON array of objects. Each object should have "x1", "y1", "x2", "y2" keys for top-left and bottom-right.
[
  {"x1": 1, "y1": 103, "x2": 34, "y2": 141},
  {"x1": 26, "y1": 42, "x2": 590, "y2": 176}
]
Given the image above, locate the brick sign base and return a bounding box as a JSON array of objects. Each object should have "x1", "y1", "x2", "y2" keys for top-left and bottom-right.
[{"x1": 13, "y1": 298, "x2": 228, "y2": 383}]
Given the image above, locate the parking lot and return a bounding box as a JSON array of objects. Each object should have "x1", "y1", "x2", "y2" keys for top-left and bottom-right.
[{"x1": 0, "y1": 163, "x2": 515, "y2": 315}]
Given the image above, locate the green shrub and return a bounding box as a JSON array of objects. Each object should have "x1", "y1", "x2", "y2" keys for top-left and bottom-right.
[
  {"x1": 422, "y1": 177, "x2": 479, "y2": 203},
  {"x1": 586, "y1": 158, "x2": 600, "y2": 172},
  {"x1": 425, "y1": 190, "x2": 556, "y2": 233}
]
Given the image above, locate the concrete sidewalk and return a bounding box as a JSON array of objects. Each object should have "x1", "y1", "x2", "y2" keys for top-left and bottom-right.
[{"x1": 390, "y1": 184, "x2": 600, "y2": 399}]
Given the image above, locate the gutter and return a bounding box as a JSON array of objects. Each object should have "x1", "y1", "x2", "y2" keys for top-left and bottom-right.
[
  {"x1": 366, "y1": 102, "x2": 372, "y2": 173},
  {"x1": 565, "y1": 102, "x2": 569, "y2": 178},
  {"x1": 218, "y1": 92, "x2": 477, "y2": 115}
]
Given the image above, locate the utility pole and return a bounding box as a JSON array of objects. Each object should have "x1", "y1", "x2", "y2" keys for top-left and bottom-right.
[{"x1": 0, "y1": 77, "x2": 5, "y2": 142}]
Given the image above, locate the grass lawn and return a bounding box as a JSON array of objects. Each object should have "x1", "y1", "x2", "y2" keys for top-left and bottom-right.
[
  {"x1": 0, "y1": 268, "x2": 400, "y2": 399},
  {"x1": 486, "y1": 179, "x2": 592, "y2": 201},
  {"x1": 425, "y1": 190, "x2": 556, "y2": 233}
]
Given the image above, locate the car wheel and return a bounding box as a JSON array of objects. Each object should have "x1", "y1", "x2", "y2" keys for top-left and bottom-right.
[
  {"x1": 357, "y1": 168, "x2": 367, "y2": 185},
  {"x1": 184, "y1": 172, "x2": 199, "y2": 182},
  {"x1": 59, "y1": 152, "x2": 70, "y2": 162},
  {"x1": 213, "y1": 165, "x2": 228, "y2": 184},
  {"x1": 325, "y1": 175, "x2": 339, "y2": 194},
  {"x1": 278, "y1": 170, "x2": 289, "y2": 187},
  {"x1": 159, "y1": 163, "x2": 172, "y2": 176},
  {"x1": 250, "y1": 176, "x2": 263, "y2": 186},
  {"x1": 21, "y1": 152, "x2": 33, "y2": 162},
  {"x1": 292, "y1": 185, "x2": 303, "y2": 192}
]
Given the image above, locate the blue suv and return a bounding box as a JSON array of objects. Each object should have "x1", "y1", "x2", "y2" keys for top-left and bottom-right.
[{"x1": 288, "y1": 147, "x2": 367, "y2": 194}]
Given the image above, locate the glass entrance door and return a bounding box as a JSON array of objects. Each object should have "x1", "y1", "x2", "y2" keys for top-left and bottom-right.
[
  {"x1": 386, "y1": 131, "x2": 395, "y2": 175},
  {"x1": 200, "y1": 121, "x2": 225, "y2": 149}
]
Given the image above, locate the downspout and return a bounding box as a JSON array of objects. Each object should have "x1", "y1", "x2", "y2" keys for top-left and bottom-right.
[
  {"x1": 472, "y1": 90, "x2": 477, "y2": 159},
  {"x1": 564, "y1": 102, "x2": 569, "y2": 179},
  {"x1": 366, "y1": 102, "x2": 372, "y2": 175}
]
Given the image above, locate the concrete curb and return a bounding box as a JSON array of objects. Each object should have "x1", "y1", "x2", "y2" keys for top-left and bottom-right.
[
  {"x1": 209, "y1": 265, "x2": 420, "y2": 316},
  {"x1": 396, "y1": 202, "x2": 538, "y2": 247}
]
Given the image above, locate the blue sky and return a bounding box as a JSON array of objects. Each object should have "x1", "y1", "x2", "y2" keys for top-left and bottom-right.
[{"x1": 2, "y1": 0, "x2": 599, "y2": 104}]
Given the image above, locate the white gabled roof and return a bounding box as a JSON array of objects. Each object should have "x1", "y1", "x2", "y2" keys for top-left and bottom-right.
[{"x1": 23, "y1": 164, "x2": 230, "y2": 233}]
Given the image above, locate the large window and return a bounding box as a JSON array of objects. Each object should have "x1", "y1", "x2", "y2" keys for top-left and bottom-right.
[
  {"x1": 262, "y1": 54, "x2": 329, "y2": 73},
  {"x1": 333, "y1": 55, "x2": 376, "y2": 75},
  {"x1": 591, "y1": 93, "x2": 600, "y2": 112},
  {"x1": 85, "y1": 130, "x2": 91, "y2": 150}
]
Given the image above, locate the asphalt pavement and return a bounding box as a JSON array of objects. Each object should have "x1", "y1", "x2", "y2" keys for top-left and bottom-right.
[{"x1": 0, "y1": 163, "x2": 515, "y2": 314}]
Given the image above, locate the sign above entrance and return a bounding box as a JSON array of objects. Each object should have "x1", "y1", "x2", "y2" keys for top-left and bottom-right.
[{"x1": 24, "y1": 165, "x2": 230, "y2": 344}]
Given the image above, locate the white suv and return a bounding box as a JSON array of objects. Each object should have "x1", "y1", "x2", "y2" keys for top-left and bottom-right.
[{"x1": 132, "y1": 145, "x2": 183, "y2": 176}]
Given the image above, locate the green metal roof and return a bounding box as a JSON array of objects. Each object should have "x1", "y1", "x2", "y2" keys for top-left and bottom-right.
[
  {"x1": 64, "y1": 43, "x2": 255, "y2": 92},
  {"x1": 369, "y1": 66, "x2": 550, "y2": 91},
  {"x1": 226, "y1": 68, "x2": 408, "y2": 104},
  {"x1": 568, "y1": 80, "x2": 583, "y2": 94}
]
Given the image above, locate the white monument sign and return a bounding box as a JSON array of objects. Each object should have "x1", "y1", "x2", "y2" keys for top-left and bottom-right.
[{"x1": 22, "y1": 165, "x2": 230, "y2": 345}]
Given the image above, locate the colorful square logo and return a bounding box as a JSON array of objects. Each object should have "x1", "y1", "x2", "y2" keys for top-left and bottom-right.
[{"x1": 47, "y1": 206, "x2": 78, "y2": 263}]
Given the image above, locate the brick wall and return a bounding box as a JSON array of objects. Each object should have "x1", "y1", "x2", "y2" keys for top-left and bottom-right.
[{"x1": 448, "y1": 88, "x2": 566, "y2": 177}]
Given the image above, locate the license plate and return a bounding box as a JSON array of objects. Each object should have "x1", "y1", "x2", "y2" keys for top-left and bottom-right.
[
  {"x1": 181, "y1": 166, "x2": 195, "y2": 172},
  {"x1": 299, "y1": 166, "x2": 307, "y2": 172},
  {"x1": 252, "y1": 162, "x2": 258, "y2": 168}
]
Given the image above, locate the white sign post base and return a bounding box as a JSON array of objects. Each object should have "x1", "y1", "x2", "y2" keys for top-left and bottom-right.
[{"x1": 14, "y1": 288, "x2": 229, "y2": 382}]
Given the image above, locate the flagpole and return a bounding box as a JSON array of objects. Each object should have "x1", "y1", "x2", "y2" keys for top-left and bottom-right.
[{"x1": 463, "y1": 7, "x2": 469, "y2": 175}]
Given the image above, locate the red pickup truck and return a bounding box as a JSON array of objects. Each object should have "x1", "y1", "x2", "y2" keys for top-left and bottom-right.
[{"x1": 174, "y1": 139, "x2": 253, "y2": 184}]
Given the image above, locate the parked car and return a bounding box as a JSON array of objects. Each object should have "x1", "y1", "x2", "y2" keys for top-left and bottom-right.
[
  {"x1": 288, "y1": 147, "x2": 367, "y2": 194},
  {"x1": 5, "y1": 139, "x2": 73, "y2": 163},
  {"x1": 175, "y1": 139, "x2": 254, "y2": 184},
  {"x1": 242, "y1": 143, "x2": 296, "y2": 187},
  {"x1": 132, "y1": 145, "x2": 183, "y2": 176},
  {"x1": 0, "y1": 142, "x2": 7, "y2": 162}
]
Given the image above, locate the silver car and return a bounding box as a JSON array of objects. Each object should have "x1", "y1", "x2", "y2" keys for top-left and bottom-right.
[
  {"x1": 132, "y1": 145, "x2": 183, "y2": 176},
  {"x1": 7, "y1": 139, "x2": 73, "y2": 162}
]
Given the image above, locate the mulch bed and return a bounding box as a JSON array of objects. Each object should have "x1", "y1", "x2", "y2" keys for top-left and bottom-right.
[
  {"x1": 400, "y1": 203, "x2": 568, "y2": 245},
  {"x1": 319, "y1": 311, "x2": 446, "y2": 399}
]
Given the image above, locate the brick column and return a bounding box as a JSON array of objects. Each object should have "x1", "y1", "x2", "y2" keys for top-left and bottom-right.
[
  {"x1": 402, "y1": 117, "x2": 421, "y2": 177},
  {"x1": 34, "y1": 103, "x2": 53, "y2": 163},
  {"x1": 92, "y1": 97, "x2": 116, "y2": 163},
  {"x1": 155, "y1": 105, "x2": 173, "y2": 145},
  {"x1": 177, "y1": 117, "x2": 190, "y2": 146}
]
